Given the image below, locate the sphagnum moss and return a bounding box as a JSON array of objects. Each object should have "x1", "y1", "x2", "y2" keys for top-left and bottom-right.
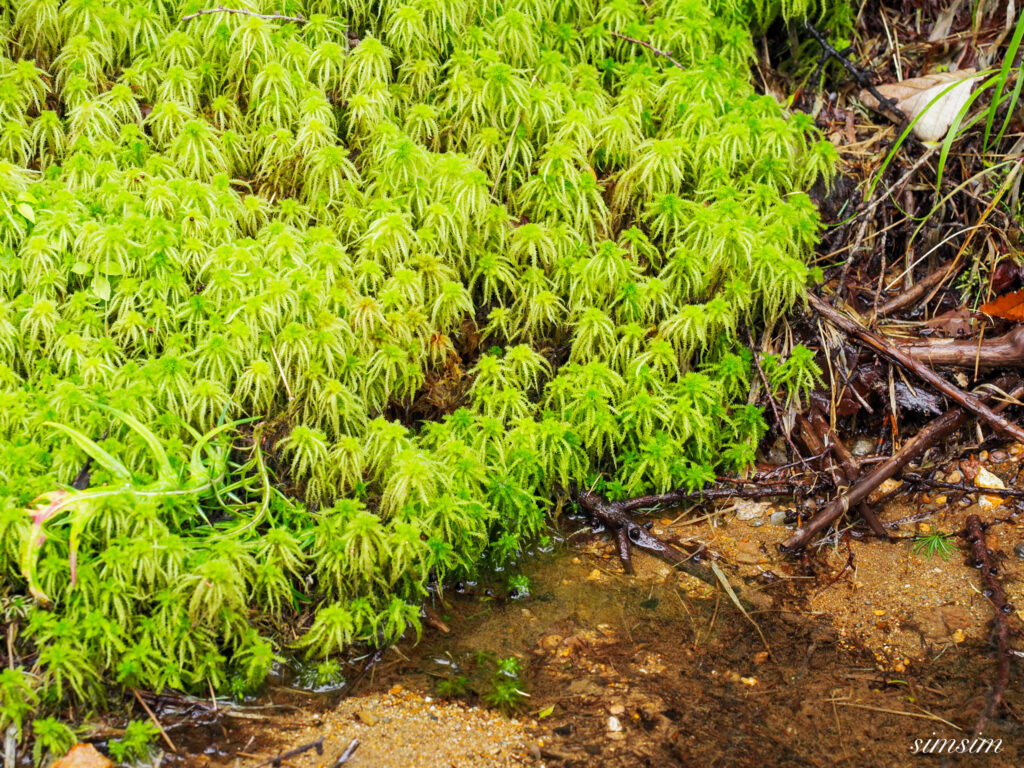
[{"x1": 0, "y1": 0, "x2": 836, "y2": 756}]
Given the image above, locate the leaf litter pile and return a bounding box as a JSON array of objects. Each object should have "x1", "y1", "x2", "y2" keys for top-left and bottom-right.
[{"x1": 1, "y1": 0, "x2": 1024, "y2": 764}]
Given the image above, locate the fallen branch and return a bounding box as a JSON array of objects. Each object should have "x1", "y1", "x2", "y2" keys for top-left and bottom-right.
[
  {"x1": 573, "y1": 487, "x2": 717, "y2": 586},
  {"x1": 181, "y1": 6, "x2": 308, "y2": 24},
  {"x1": 804, "y1": 23, "x2": 907, "y2": 123},
  {"x1": 809, "y1": 293, "x2": 1024, "y2": 444},
  {"x1": 800, "y1": 412, "x2": 888, "y2": 539},
  {"x1": 899, "y1": 325, "x2": 1024, "y2": 370},
  {"x1": 783, "y1": 377, "x2": 1024, "y2": 551},
  {"x1": 872, "y1": 260, "x2": 954, "y2": 319},
  {"x1": 964, "y1": 514, "x2": 1014, "y2": 738}
]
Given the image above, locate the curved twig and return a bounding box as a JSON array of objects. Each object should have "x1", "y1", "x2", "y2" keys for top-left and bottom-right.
[{"x1": 181, "y1": 6, "x2": 307, "y2": 24}]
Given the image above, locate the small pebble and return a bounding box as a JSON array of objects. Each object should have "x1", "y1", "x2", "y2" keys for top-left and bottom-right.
[
  {"x1": 992, "y1": 450, "x2": 1007, "y2": 462},
  {"x1": 851, "y1": 437, "x2": 875, "y2": 457},
  {"x1": 1014, "y1": 542, "x2": 1024, "y2": 560},
  {"x1": 946, "y1": 470, "x2": 962, "y2": 484},
  {"x1": 769, "y1": 511, "x2": 787, "y2": 526},
  {"x1": 607, "y1": 716, "x2": 622, "y2": 732}
]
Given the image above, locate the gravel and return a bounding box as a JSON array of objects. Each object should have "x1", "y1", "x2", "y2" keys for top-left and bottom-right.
[{"x1": 251, "y1": 688, "x2": 538, "y2": 768}]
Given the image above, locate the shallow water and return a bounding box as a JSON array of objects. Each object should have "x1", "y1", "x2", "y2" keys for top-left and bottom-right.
[{"x1": 168, "y1": 535, "x2": 1023, "y2": 767}]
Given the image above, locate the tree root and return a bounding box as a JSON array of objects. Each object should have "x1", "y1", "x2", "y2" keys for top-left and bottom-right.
[
  {"x1": 964, "y1": 514, "x2": 1015, "y2": 738},
  {"x1": 572, "y1": 487, "x2": 717, "y2": 586},
  {"x1": 899, "y1": 326, "x2": 1024, "y2": 370}
]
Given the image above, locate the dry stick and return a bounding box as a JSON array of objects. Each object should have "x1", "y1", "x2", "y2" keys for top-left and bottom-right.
[
  {"x1": 783, "y1": 378, "x2": 1024, "y2": 551},
  {"x1": 899, "y1": 325, "x2": 1024, "y2": 370},
  {"x1": 250, "y1": 737, "x2": 324, "y2": 768},
  {"x1": 131, "y1": 688, "x2": 178, "y2": 754},
  {"x1": 805, "y1": 411, "x2": 889, "y2": 539},
  {"x1": 965, "y1": 514, "x2": 1013, "y2": 738},
  {"x1": 181, "y1": 6, "x2": 308, "y2": 23},
  {"x1": 608, "y1": 31, "x2": 685, "y2": 69},
  {"x1": 330, "y1": 740, "x2": 361, "y2": 768},
  {"x1": 808, "y1": 294, "x2": 1024, "y2": 444},
  {"x1": 871, "y1": 259, "x2": 953, "y2": 319}
]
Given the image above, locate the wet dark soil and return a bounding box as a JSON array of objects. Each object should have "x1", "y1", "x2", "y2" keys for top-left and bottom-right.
[{"x1": 176, "y1": 536, "x2": 1023, "y2": 768}]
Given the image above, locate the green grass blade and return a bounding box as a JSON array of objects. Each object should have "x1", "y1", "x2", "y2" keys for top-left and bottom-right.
[
  {"x1": 44, "y1": 422, "x2": 132, "y2": 482},
  {"x1": 983, "y1": 13, "x2": 1024, "y2": 152}
]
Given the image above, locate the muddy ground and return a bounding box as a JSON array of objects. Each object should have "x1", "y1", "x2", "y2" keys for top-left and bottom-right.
[{"x1": 160, "y1": 448, "x2": 1024, "y2": 768}]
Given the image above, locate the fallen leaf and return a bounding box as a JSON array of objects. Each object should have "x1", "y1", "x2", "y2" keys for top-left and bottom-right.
[
  {"x1": 923, "y1": 307, "x2": 976, "y2": 337},
  {"x1": 980, "y1": 288, "x2": 1024, "y2": 321},
  {"x1": 52, "y1": 745, "x2": 112, "y2": 768},
  {"x1": 860, "y1": 69, "x2": 980, "y2": 142}
]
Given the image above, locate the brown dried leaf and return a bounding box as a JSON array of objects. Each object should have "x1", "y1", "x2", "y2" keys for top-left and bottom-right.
[
  {"x1": 980, "y1": 288, "x2": 1024, "y2": 321},
  {"x1": 52, "y1": 745, "x2": 113, "y2": 768},
  {"x1": 860, "y1": 69, "x2": 980, "y2": 141}
]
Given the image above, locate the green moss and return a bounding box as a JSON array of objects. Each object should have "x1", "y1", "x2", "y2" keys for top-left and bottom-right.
[{"x1": 0, "y1": 0, "x2": 837, "y2": 737}]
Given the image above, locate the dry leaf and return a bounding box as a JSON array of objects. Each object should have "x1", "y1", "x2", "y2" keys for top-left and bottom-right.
[
  {"x1": 52, "y1": 745, "x2": 113, "y2": 768},
  {"x1": 980, "y1": 288, "x2": 1024, "y2": 321},
  {"x1": 860, "y1": 69, "x2": 980, "y2": 142}
]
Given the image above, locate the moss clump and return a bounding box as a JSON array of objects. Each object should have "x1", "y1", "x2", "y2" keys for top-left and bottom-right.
[{"x1": 0, "y1": 0, "x2": 835, "y2": 740}]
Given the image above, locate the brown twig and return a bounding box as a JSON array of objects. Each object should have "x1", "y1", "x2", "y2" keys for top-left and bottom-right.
[
  {"x1": 809, "y1": 293, "x2": 1024, "y2": 443},
  {"x1": 608, "y1": 31, "x2": 685, "y2": 69},
  {"x1": 572, "y1": 486, "x2": 718, "y2": 588},
  {"x1": 965, "y1": 514, "x2": 1014, "y2": 738},
  {"x1": 783, "y1": 377, "x2": 1024, "y2": 551},
  {"x1": 330, "y1": 740, "x2": 361, "y2": 768},
  {"x1": 181, "y1": 6, "x2": 308, "y2": 23},
  {"x1": 872, "y1": 260, "x2": 954, "y2": 318},
  {"x1": 803, "y1": 412, "x2": 888, "y2": 539},
  {"x1": 132, "y1": 688, "x2": 178, "y2": 754},
  {"x1": 249, "y1": 737, "x2": 324, "y2": 768}
]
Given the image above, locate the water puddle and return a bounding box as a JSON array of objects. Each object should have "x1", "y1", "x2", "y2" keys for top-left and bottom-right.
[{"x1": 170, "y1": 533, "x2": 1022, "y2": 767}]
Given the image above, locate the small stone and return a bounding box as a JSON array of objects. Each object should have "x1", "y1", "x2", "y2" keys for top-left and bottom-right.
[
  {"x1": 1014, "y1": 542, "x2": 1024, "y2": 560},
  {"x1": 749, "y1": 518, "x2": 765, "y2": 528},
  {"x1": 607, "y1": 716, "x2": 623, "y2": 732},
  {"x1": 733, "y1": 500, "x2": 771, "y2": 521},
  {"x1": 608, "y1": 703, "x2": 625, "y2": 716},
  {"x1": 539, "y1": 634, "x2": 563, "y2": 650},
  {"x1": 946, "y1": 469, "x2": 962, "y2": 484},
  {"x1": 753, "y1": 651, "x2": 770, "y2": 665},
  {"x1": 1010, "y1": 443, "x2": 1024, "y2": 456},
  {"x1": 587, "y1": 568, "x2": 604, "y2": 581},
  {"x1": 991, "y1": 450, "x2": 1008, "y2": 462},
  {"x1": 851, "y1": 437, "x2": 875, "y2": 457},
  {"x1": 769, "y1": 510, "x2": 787, "y2": 526},
  {"x1": 356, "y1": 710, "x2": 378, "y2": 726}
]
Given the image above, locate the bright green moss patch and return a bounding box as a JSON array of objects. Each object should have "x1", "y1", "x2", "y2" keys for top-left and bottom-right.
[{"x1": 0, "y1": 0, "x2": 835, "y2": 743}]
